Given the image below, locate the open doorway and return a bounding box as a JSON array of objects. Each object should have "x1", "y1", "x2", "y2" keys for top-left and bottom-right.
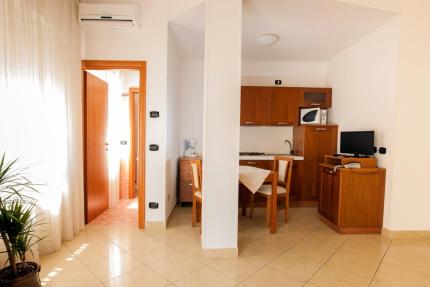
[{"x1": 81, "y1": 60, "x2": 146, "y2": 229}]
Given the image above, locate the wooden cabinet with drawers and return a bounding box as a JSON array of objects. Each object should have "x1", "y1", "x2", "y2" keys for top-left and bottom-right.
[{"x1": 179, "y1": 156, "x2": 202, "y2": 203}]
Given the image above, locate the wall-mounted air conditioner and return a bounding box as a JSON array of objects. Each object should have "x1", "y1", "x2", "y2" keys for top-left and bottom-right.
[{"x1": 79, "y1": 3, "x2": 140, "y2": 29}]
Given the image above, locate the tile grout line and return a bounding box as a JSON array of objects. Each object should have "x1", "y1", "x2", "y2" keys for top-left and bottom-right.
[
  {"x1": 367, "y1": 238, "x2": 392, "y2": 287},
  {"x1": 302, "y1": 235, "x2": 350, "y2": 286},
  {"x1": 237, "y1": 222, "x2": 324, "y2": 284}
]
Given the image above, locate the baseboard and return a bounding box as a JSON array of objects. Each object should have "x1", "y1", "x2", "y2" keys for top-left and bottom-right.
[
  {"x1": 203, "y1": 248, "x2": 238, "y2": 258},
  {"x1": 166, "y1": 204, "x2": 176, "y2": 225},
  {"x1": 382, "y1": 228, "x2": 430, "y2": 239}
]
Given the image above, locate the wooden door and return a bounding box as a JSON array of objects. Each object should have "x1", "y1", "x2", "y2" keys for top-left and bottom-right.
[
  {"x1": 303, "y1": 126, "x2": 338, "y2": 200},
  {"x1": 84, "y1": 72, "x2": 109, "y2": 223},
  {"x1": 240, "y1": 86, "x2": 268, "y2": 125},
  {"x1": 319, "y1": 166, "x2": 339, "y2": 224},
  {"x1": 267, "y1": 87, "x2": 299, "y2": 126}
]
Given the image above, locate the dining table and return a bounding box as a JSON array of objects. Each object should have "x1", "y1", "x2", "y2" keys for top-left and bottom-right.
[{"x1": 239, "y1": 165, "x2": 278, "y2": 234}]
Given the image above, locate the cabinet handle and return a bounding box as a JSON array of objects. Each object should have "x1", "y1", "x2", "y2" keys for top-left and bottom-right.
[
  {"x1": 244, "y1": 121, "x2": 255, "y2": 124},
  {"x1": 277, "y1": 122, "x2": 288, "y2": 125},
  {"x1": 247, "y1": 162, "x2": 257, "y2": 164},
  {"x1": 310, "y1": 103, "x2": 320, "y2": 106},
  {"x1": 316, "y1": 128, "x2": 327, "y2": 131},
  {"x1": 189, "y1": 183, "x2": 193, "y2": 186}
]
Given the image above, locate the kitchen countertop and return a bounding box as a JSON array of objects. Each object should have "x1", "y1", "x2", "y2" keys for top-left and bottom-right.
[{"x1": 239, "y1": 154, "x2": 304, "y2": 161}]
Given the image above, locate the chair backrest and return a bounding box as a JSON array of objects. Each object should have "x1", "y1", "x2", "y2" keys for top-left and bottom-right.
[
  {"x1": 190, "y1": 159, "x2": 202, "y2": 194},
  {"x1": 273, "y1": 156, "x2": 293, "y2": 192}
]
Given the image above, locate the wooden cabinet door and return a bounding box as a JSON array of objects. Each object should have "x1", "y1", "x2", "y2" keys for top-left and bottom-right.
[
  {"x1": 302, "y1": 126, "x2": 338, "y2": 200},
  {"x1": 84, "y1": 72, "x2": 109, "y2": 223},
  {"x1": 291, "y1": 160, "x2": 303, "y2": 201},
  {"x1": 267, "y1": 87, "x2": 299, "y2": 126},
  {"x1": 319, "y1": 166, "x2": 339, "y2": 224},
  {"x1": 299, "y1": 88, "x2": 332, "y2": 109},
  {"x1": 240, "y1": 86, "x2": 268, "y2": 125}
]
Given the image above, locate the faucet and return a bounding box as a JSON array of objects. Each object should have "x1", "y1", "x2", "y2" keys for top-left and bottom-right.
[{"x1": 284, "y1": 140, "x2": 293, "y2": 155}]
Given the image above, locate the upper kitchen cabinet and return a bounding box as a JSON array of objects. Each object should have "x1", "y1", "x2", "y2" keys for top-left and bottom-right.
[
  {"x1": 240, "y1": 86, "x2": 268, "y2": 125},
  {"x1": 267, "y1": 87, "x2": 299, "y2": 126},
  {"x1": 299, "y1": 87, "x2": 332, "y2": 109},
  {"x1": 240, "y1": 86, "x2": 300, "y2": 126}
]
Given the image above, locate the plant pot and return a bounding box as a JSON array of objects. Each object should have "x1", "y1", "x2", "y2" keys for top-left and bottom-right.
[{"x1": 0, "y1": 262, "x2": 41, "y2": 287}]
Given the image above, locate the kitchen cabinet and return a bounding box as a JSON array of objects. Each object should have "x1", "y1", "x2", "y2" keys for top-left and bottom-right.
[
  {"x1": 293, "y1": 125, "x2": 338, "y2": 201},
  {"x1": 240, "y1": 86, "x2": 300, "y2": 126},
  {"x1": 267, "y1": 87, "x2": 299, "y2": 126},
  {"x1": 239, "y1": 159, "x2": 269, "y2": 169},
  {"x1": 299, "y1": 88, "x2": 332, "y2": 109},
  {"x1": 319, "y1": 156, "x2": 386, "y2": 234},
  {"x1": 240, "y1": 87, "x2": 268, "y2": 125}
]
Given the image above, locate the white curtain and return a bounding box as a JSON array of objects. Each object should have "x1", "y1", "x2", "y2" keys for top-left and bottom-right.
[{"x1": 0, "y1": 0, "x2": 84, "y2": 256}]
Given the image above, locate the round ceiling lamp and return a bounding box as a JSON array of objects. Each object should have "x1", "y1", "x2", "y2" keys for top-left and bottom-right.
[{"x1": 256, "y1": 34, "x2": 279, "y2": 46}]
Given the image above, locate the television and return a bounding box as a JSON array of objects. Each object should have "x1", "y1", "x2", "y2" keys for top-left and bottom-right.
[{"x1": 340, "y1": 131, "x2": 375, "y2": 156}]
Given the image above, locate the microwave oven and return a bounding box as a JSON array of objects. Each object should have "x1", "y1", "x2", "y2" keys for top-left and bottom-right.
[{"x1": 300, "y1": 108, "x2": 327, "y2": 125}]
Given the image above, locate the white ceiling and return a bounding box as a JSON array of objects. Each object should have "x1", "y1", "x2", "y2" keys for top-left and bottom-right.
[{"x1": 169, "y1": 0, "x2": 396, "y2": 62}]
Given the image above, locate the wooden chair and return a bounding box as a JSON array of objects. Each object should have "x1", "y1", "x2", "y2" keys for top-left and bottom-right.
[
  {"x1": 250, "y1": 156, "x2": 294, "y2": 225},
  {"x1": 190, "y1": 159, "x2": 202, "y2": 231}
]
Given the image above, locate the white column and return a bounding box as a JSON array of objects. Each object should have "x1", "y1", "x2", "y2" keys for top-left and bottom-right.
[{"x1": 201, "y1": 0, "x2": 242, "y2": 250}]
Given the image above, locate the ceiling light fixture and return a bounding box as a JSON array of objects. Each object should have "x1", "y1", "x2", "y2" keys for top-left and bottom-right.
[{"x1": 256, "y1": 34, "x2": 279, "y2": 46}]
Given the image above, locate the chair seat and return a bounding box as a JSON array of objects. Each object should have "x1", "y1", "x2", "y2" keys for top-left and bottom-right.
[
  {"x1": 194, "y1": 191, "x2": 202, "y2": 199},
  {"x1": 256, "y1": 184, "x2": 287, "y2": 196}
]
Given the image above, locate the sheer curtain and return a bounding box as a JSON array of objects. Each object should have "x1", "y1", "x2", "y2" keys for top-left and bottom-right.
[{"x1": 0, "y1": 0, "x2": 84, "y2": 256}]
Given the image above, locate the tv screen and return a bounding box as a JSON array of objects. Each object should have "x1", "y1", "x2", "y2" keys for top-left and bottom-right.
[{"x1": 340, "y1": 131, "x2": 374, "y2": 156}]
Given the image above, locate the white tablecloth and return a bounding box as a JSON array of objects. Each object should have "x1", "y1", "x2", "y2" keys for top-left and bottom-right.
[{"x1": 239, "y1": 165, "x2": 270, "y2": 193}]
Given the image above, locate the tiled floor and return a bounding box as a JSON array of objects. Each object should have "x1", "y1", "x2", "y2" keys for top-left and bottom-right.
[
  {"x1": 39, "y1": 204, "x2": 430, "y2": 286},
  {"x1": 90, "y1": 199, "x2": 138, "y2": 226}
]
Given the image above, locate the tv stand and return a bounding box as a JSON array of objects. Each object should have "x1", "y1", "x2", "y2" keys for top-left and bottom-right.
[{"x1": 318, "y1": 155, "x2": 385, "y2": 234}]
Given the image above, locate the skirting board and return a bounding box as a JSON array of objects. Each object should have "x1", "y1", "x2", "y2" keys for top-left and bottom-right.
[
  {"x1": 203, "y1": 248, "x2": 238, "y2": 258},
  {"x1": 382, "y1": 228, "x2": 430, "y2": 239}
]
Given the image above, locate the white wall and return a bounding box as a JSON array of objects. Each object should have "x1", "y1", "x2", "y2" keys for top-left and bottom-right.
[
  {"x1": 337, "y1": 0, "x2": 430, "y2": 231},
  {"x1": 82, "y1": 0, "x2": 204, "y2": 222},
  {"x1": 180, "y1": 60, "x2": 204, "y2": 154},
  {"x1": 240, "y1": 61, "x2": 328, "y2": 153},
  {"x1": 166, "y1": 28, "x2": 182, "y2": 218},
  {"x1": 202, "y1": 0, "x2": 242, "y2": 249},
  {"x1": 327, "y1": 17, "x2": 400, "y2": 228}
]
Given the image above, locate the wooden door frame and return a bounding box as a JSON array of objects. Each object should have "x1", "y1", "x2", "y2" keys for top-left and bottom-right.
[
  {"x1": 128, "y1": 87, "x2": 139, "y2": 200},
  {"x1": 81, "y1": 60, "x2": 146, "y2": 229}
]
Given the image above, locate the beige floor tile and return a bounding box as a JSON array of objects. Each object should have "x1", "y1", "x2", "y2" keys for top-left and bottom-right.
[
  {"x1": 104, "y1": 265, "x2": 170, "y2": 287},
  {"x1": 63, "y1": 228, "x2": 109, "y2": 250},
  {"x1": 389, "y1": 239, "x2": 430, "y2": 260},
  {"x1": 148, "y1": 253, "x2": 203, "y2": 282},
  {"x1": 68, "y1": 241, "x2": 124, "y2": 265},
  {"x1": 208, "y1": 255, "x2": 263, "y2": 281},
  {"x1": 255, "y1": 232, "x2": 301, "y2": 250},
  {"x1": 86, "y1": 253, "x2": 144, "y2": 282},
  {"x1": 339, "y1": 239, "x2": 388, "y2": 262},
  {"x1": 381, "y1": 249, "x2": 430, "y2": 279},
  {"x1": 371, "y1": 264, "x2": 430, "y2": 287},
  {"x1": 270, "y1": 251, "x2": 322, "y2": 280},
  {"x1": 127, "y1": 241, "x2": 178, "y2": 264},
  {"x1": 238, "y1": 226, "x2": 267, "y2": 247},
  {"x1": 40, "y1": 261, "x2": 102, "y2": 287},
  {"x1": 110, "y1": 232, "x2": 159, "y2": 250},
  {"x1": 241, "y1": 265, "x2": 305, "y2": 287},
  {"x1": 163, "y1": 232, "x2": 201, "y2": 252},
  {"x1": 326, "y1": 249, "x2": 380, "y2": 279},
  {"x1": 240, "y1": 241, "x2": 284, "y2": 264},
  {"x1": 289, "y1": 240, "x2": 336, "y2": 263},
  {"x1": 174, "y1": 266, "x2": 237, "y2": 287},
  {"x1": 179, "y1": 246, "x2": 218, "y2": 265},
  {"x1": 310, "y1": 265, "x2": 370, "y2": 287}
]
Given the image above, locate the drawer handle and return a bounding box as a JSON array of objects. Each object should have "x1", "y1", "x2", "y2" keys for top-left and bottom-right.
[
  {"x1": 247, "y1": 162, "x2": 257, "y2": 164},
  {"x1": 316, "y1": 128, "x2": 327, "y2": 131},
  {"x1": 277, "y1": 122, "x2": 288, "y2": 125},
  {"x1": 244, "y1": 121, "x2": 255, "y2": 124},
  {"x1": 310, "y1": 103, "x2": 320, "y2": 106},
  {"x1": 189, "y1": 183, "x2": 193, "y2": 186}
]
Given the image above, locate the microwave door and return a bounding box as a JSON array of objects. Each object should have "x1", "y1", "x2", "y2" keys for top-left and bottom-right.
[{"x1": 302, "y1": 109, "x2": 319, "y2": 123}]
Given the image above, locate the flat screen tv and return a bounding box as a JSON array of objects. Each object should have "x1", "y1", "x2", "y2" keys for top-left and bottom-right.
[{"x1": 340, "y1": 131, "x2": 374, "y2": 156}]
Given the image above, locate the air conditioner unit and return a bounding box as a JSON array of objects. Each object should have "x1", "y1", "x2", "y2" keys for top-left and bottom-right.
[{"x1": 79, "y1": 3, "x2": 140, "y2": 29}]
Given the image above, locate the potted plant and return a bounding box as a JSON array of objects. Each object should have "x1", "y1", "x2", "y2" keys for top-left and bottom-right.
[{"x1": 0, "y1": 154, "x2": 44, "y2": 287}]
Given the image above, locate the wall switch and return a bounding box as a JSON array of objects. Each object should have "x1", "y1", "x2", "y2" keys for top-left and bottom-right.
[
  {"x1": 150, "y1": 111, "x2": 159, "y2": 118},
  {"x1": 149, "y1": 144, "x2": 159, "y2": 151},
  {"x1": 379, "y1": 147, "x2": 387, "y2": 154},
  {"x1": 275, "y1": 80, "x2": 282, "y2": 85},
  {"x1": 149, "y1": 202, "x2": 159, "y2": 209}
]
